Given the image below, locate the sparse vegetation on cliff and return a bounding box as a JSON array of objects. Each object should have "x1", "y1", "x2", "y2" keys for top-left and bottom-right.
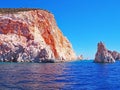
[{"x1": 0, "y1": 8, "x2": 50, "y2": 14}]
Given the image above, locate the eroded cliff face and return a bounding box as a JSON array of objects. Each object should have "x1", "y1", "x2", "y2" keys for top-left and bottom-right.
[
  {"x1": 0, "y1": 9, "x2": 76, "y2": 62},
  {"x1": 95, "y1": 42, "x2": 120, "y2": 63}
]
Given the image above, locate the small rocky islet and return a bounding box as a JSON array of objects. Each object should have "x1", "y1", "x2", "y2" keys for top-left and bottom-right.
[{"x1": 94, "y1": 42, "x2": 120, "y2": 63}]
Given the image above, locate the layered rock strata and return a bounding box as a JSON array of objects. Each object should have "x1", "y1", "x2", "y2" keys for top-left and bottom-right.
[{"x1": 0, "y1": 8, "x2": 76, "y2": 62}]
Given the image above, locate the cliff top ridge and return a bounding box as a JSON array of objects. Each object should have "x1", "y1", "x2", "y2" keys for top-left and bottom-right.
[{"x1": 0, "y1": 8, "x2": 51, "y2": 14}]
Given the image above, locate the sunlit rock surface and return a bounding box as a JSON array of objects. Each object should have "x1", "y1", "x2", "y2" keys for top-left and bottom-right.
[
  {"x1": 95, "y1": 42, "x2": 115, "y2": 63},
  {"x1": 95, "y1": 42, "x2": 120, "y2": 63},
  {"x1": 0, "y1": 9, "x2": 76, "y2": 62}
]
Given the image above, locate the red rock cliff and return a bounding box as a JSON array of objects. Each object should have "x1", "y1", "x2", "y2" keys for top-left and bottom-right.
[{"x1": 0, "y1": 9, "x2": 76, "y2": 62}]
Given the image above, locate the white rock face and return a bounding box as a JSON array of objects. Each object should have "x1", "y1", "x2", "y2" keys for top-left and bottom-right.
[{"x1": 0, "y1": 34, "x2": 55, "y2": 62}]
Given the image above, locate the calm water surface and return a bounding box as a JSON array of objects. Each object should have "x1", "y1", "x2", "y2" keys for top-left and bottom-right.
[{"x1": 0, "y1": 60, "x2": 120, "y2": 90}]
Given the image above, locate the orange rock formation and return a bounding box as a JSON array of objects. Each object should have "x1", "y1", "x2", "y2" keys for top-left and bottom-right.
[{"x1": 0, "y1": 9, "x2": 76, "y2": 62}]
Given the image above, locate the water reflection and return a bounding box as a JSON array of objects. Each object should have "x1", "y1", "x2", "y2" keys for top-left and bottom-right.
[
  {"x1": 1, "y1": 61, "x2": 120, "y2": 90},
  {"x1": 0, "y1": 63, "x2": 67, "y2": 90}
]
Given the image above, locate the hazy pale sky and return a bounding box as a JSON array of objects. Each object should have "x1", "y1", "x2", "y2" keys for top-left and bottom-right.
[{"x1": 1, "y1": 0, "x2": 120, "y2": 59}]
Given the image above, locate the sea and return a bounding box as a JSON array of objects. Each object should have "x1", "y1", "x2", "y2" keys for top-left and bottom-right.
[{"x1": 0, "y1": 60, "x2": 120, "y2": 90}]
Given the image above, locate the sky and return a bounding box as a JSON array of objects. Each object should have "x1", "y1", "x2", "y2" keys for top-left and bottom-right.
[{"x1": 1, "y1": 0, "x2": 120, "y2": 59}]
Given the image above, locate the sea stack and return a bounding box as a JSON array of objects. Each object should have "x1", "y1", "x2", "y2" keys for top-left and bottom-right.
[
  {"x1": 0, "y1": 8, "x2": 76, "y2": 63},
  {"x1": 94, "y1": 42, "x2": 115, "y2": 63}
]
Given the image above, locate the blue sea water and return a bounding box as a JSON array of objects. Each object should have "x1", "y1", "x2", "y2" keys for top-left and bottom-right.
[{"x1": 0, "y1": 60, "x2": 120, "y2": 90}]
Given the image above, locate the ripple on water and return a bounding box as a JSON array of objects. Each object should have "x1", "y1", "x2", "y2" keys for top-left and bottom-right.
[{"x1": 0, "y1": 61, "x2": 120, "y2": 90}]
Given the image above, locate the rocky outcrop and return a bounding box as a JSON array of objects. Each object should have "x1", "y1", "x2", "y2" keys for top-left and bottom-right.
[
  {"x1": 95, "y1": 42, "x2": 120, "y2": 63},
  {"x1": 77, "y1": 55, "x2": 83, "y2": 60},
  {"x1": 0, "y1": 8, "x2": 76, "y2": 63},
  {"x1": 111, "y1": 51, "x2": 120, "y2": 60}
]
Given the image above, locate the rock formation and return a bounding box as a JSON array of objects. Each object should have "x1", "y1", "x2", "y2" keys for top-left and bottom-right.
[
  {"x1": 77, "y1": 55, "x2": 83, "y2": 60},
  {"x1": 0, "y1": 8, "x2": 76, "y2": 63},
  {"x1": 95, "y1": 42, "x2": 120, "y2": 63}
]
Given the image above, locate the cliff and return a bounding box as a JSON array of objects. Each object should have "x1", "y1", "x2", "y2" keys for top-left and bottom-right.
[
  {"x1": 0, "y1": 8, "x2": 76, "y2": 62},
  {"x1": 94, "y1": 42, "x2": 120, "y2": 63}
]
